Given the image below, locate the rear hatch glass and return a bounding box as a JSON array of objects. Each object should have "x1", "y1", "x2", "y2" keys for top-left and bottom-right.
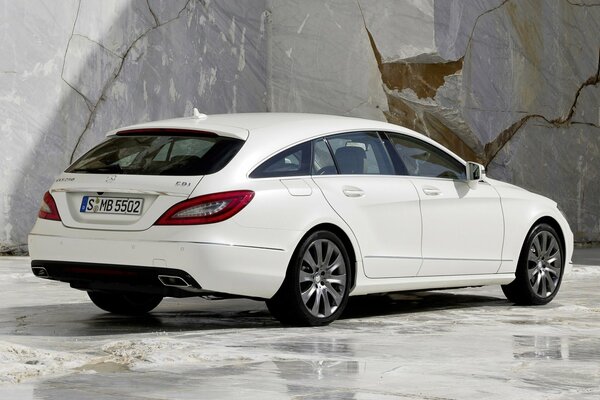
[{"x1": 66, "y1": 132, "x2": 243, "y2": 176}]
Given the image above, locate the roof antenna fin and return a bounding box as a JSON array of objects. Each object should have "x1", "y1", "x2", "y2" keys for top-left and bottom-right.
[{"x1": 192, "y1": 108, "x2": 207, "y2": 120}]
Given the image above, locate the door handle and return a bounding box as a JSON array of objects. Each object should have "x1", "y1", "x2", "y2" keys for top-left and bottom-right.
[
  {"x1": 422, "y1": 186, "x2": 441, "y2": 196},
  {"x1": 342, "y1": 186, "x2": 365, "y2": 198}
]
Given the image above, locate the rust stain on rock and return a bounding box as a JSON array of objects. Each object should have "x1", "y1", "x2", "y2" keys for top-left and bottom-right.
[
  {"x1": 366, "y1": 25, "x2": 463, "y2": 100},
  {"x1": 381, "y1": 60, "x2": 464, "y2": 99},
  {"x1": 506, "y1": 0, "x2": 542, "y2": 68},
  {"x1": 384, "y1": 98, "x2": 481, "y2": 163},
  {"x1": 366, "y1": 27, "x2": 476, "y2": 161},
  {"x1": 505, "y1": 0, "x2": 544, "y2": 109},
  {"x1": 384, "y1": 96, "x2": 420, "y2": 130},
  {"x1": 421, "y1": 112, "x2": 481, "y2": 163}
]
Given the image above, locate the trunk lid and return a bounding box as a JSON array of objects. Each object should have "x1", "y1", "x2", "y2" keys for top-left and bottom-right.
[{"x1": 52, "y1": 173, "x2": 200, "y2": 231}]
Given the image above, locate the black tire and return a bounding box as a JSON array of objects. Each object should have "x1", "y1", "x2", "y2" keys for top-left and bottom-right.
[
  {"x1": 88, "y1": 291, "x2": 163, "y2": 315},
  {"x1": 266, "y1": 230, "x2": 352, "y2": 326},
  {"x1": 502, "y1": 223, "x2": 565, "y2": 305}
]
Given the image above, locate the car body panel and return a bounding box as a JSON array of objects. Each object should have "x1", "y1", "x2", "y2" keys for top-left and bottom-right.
[
  {"x1": 487, "y1": 178, "x2": 574, "y2": 275},
  {"x1": 312, "y1": 175, "x2": 422, "y2": 278},
  {"x1": 414, "y1": 178, "x2": 504, "y2": 276}
]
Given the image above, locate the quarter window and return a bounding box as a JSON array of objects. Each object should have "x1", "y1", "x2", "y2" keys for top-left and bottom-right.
[
  {"x1": 385, "y1": 133, "x2": 466, "y2": 180},
  {"x1": 327, "y1": 132, "x2": 394, "y2": 175},
  {"x1": 250, "y1": 142, "x2": 311, "y2": 178}
]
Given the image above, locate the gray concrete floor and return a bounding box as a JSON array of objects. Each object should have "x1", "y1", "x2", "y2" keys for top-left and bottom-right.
[
  {"x1": 0, "y1": 252, "x2": 599, "y2": 399},
  {"x1": 572, "y1": 246, "x2": 600, "y2": 266}
]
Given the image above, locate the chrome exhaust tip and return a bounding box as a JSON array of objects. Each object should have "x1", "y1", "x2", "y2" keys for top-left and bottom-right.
[
  {"x1": 158, "y1": 275, "x2": 191, "y2": 288},
  {"x1": 32, "y1": 266, "x2": 49, "y2": 278}
]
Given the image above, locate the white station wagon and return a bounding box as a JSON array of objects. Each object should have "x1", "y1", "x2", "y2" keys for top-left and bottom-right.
[{"x1": 29, "y1": 112, "x2": 573, "y2": 326}]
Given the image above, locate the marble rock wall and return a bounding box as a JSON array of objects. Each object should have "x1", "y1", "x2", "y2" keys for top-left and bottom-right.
[
  {"x1": 268, "y1": 0, "x2": 600, "y2": 243},
  {"x1": 0, "y1": 0, "x2": 267, "y2": 253},
  {"x1": 1, "y1": 0, "x2": 599, "y2": 252}
]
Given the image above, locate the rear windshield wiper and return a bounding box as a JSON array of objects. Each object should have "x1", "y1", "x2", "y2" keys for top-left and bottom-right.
[{"x1": 70, "y1": 164, "x2": 124, "y2": 174}]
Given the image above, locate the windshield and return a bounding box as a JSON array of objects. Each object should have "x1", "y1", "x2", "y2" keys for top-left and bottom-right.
[{"x1": 66, "y1": 134, "x2": 244, "y2": 176}]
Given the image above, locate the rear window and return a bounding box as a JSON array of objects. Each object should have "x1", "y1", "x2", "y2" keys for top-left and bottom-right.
[{"x1": 66, "y1": 133, "x2": 244, "y2": 176}]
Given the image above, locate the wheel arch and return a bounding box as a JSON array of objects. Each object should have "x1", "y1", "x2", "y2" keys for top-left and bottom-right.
[
  {"x1": 292, "y1": 223, "x2": 359, "y2": 292},
  {"x1": 501, "y1": 215, "x2": 567, "y2": 305},
  {"x1": 530, "y1": 216, "x2": 567, "y2": 263}
]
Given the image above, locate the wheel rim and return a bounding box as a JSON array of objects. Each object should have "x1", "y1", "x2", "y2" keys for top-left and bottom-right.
[
  {"x1": 299, "y1": 239, "x2": 347, "y2": 318},
  {"x1": 527, "y1": 230, "x2": 562, "y2": 298}
]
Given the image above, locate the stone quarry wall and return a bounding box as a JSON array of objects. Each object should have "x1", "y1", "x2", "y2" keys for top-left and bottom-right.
[
  {"x1": 0, "y1": 0, "x2": 268, "y2": 253},
  {"x1": 1, "y1": 0, "x2": 598, "y2": 252},
  {"x1": 268, "y1": 0, "x2": 600, "y2": 243}
]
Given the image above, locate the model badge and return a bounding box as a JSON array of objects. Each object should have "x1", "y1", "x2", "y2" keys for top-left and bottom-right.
[{"x1": 105, "y1": 175, "x2": 117, "y2": 183}]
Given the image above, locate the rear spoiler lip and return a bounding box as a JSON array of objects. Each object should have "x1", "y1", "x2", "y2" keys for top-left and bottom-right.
[
  {"x1": 115, "y1": 128, "x2": 218, "y2": 137},
  {"x1": 105, "y1": 118, "x2": 250, "y2": 140}
]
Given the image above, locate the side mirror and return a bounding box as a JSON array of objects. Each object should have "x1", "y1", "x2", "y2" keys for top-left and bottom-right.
[{"x1": 466, "y1": 161, "x2": 485, "y2": 187}]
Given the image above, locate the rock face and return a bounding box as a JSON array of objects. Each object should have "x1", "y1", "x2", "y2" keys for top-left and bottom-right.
[
  {"x1": 0, "y1": 0, "x2": 268, "y2": 253},
  {"x1": 267, "y1": 0, "x2": 388, "y2": 121},
  {"x1": 268, "y1": 0, "x2": 600, "y2": 243},
  {"x1": 1, "y1": 0, "x2": 599, "y2": 251}
]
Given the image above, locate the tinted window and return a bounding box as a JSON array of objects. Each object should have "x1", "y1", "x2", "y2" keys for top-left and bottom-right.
[
  {"x1": 327, "y1": 132, "x2": 394, "y2": 175},
  {"x1": 386, "y1": 133, "x2": 466, "y2": 180},
  {"x1": 67, "y1": 134, "x2": 243, "y2": 176},
  {"x1": 250, "y1": 142, "x2": 311, "y2": 178},
  {"x1": 312, "y1": 139, "x2": 337, "y2": 175}
]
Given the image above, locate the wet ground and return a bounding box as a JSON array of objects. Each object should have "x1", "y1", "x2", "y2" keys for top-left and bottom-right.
[{"x1": 0, "y1": 254, "x2": 599, "y2": 399}]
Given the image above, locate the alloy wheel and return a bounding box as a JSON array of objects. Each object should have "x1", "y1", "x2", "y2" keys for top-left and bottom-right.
[
  {"x1": 299, "y1": 239, "x2": 347, "y2": 318},
  {"x1": 527, "y1": 230, "x2": 562, "y2": 298}
]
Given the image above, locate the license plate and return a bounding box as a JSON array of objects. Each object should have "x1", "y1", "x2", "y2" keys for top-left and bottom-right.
[{"x1": 80, "y1": 196, "x2": 143, "y2": 215}]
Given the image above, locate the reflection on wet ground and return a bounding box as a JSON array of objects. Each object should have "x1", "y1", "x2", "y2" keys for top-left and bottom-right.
[
  {"x1": 1, "y1": 258, "x2": 600, "y2": 399},
  {"x1": 513, "y1": 335, "x2": 600, "y2": 361},
  {"x1": 0, "y1": 302, "x2": 277, "y2": 337},
  {"x1": 0, "y1": 290, "x2": 506, "y2": 337}
]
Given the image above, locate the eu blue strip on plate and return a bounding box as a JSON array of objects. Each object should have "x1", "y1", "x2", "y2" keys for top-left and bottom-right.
[{"x1": 80, "y1": 196, "x2": 89, "y2": 212}]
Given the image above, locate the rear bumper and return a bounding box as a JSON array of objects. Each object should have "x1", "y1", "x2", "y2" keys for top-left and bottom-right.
[
  {"x1": 28, "y1": 231, "x2": 291, "y2": 299},
  {"x1": 31, "y1": 260, "x2": 206, "y2": 298}
]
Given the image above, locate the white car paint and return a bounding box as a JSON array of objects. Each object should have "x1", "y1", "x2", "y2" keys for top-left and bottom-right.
[
  {"x1": 313, "y1": 175, "x2": 422, "y2": 278},
  {"x1": 28, "y1": 113, "x2": 574, "y2": 302},
  {"x1": 414, "y1": 177, "x2": 504, "y2": 276}
]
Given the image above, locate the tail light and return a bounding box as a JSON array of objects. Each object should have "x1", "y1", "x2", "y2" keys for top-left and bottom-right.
[
  {"x1": 38, "y1": 191, "x2": 61, "y2": 221},
  {"x1": 155, "y1": 190, "x2": 254, "y2": 225}
]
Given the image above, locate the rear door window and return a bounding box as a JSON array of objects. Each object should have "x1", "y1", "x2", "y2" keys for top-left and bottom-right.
[
  {"x1": 326, "y1": 132, "x2": 394, "y2": 175},
  {"x1": 66, "y1": 132, "x2": 243, "y2": 176}
]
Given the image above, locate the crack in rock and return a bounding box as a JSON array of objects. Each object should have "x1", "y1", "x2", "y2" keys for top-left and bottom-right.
[
  {"x1": 484, "y1": 48, "x2": 600, "y2": 166},
  {"x1": 62, "y1": 33, "x2": 125, "y2": 109},
  {"x1": 463, "y1": 0, "x2": 510, "y2": 61},
  {"x1": 60, "y1": 0, "x2": 93, "y2": 109},
  {"x1": 61, "y1": 78, "x2": 93, "y2": 110},
  {"x1": 146, "y1": 0, "x2": 160, "y2": 27},
  {"x1": 361, "y1": 0, "x2": 599, "y2": 168},
  {"x1": 359, "y1": 0, "x2": 480, "y2": 162},
  {"x1": 566, "y1": 0, "x2": 600, "y2": 6},
  {"x1": 68, "y1": 0, "x2": 192, "y2": 163},
  {"x1": 72, "y1": 34, "x2": 124, "y2": 59}
]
